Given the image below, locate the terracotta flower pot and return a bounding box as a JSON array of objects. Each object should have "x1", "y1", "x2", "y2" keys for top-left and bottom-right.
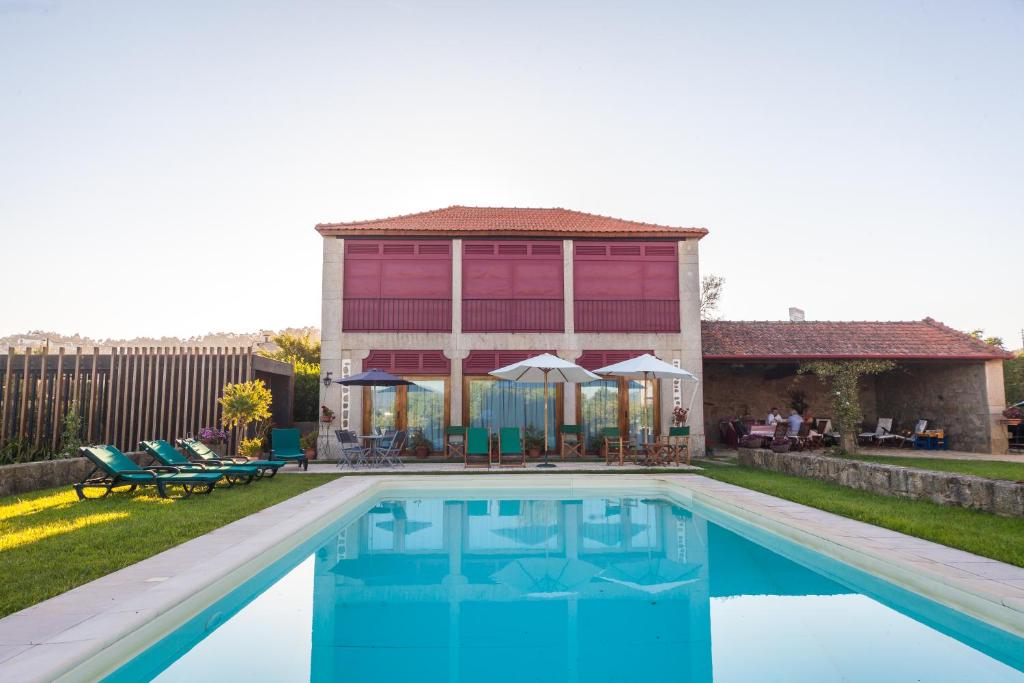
[
  {"x1": 414, "y1": 446, "x2": 430, "y2": 459},
  {"x1": 527, "y1": 448, "x2": 541, "y2": 458}
]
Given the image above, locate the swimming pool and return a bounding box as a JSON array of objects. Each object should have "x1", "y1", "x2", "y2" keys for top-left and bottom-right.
[{"x1": 103, "y1": 486, "x2": 1024, "y2": 683}]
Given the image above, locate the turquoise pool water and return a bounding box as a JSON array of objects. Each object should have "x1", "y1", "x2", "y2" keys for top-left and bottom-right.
[{"x1": 107, "y1": 495, "x2": 1024, "y2": 682}]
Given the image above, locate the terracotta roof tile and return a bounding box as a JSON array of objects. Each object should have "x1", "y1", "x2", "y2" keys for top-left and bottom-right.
[
  {"x1": 701, "y1": 319, "x2": 1012, "y2": 360},
  {"x1": 315, "y1": 205, "x2": 707, "y2": 239}
]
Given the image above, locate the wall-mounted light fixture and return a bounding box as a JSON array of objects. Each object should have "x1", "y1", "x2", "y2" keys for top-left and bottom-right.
[{"x1": 322, "y1": 371, "x2": 334, "y2": 387}]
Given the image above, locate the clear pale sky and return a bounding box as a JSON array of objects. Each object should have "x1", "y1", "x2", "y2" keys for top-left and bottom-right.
[{"x1": 2, "y1": 1, "x2": 1021, "y2": 345}]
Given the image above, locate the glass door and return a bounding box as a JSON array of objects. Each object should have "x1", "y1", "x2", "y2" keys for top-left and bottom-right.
[
  {"x1": 626, "y1": 378, "x2": 656, "y2": 444},
  {"x1": 369, "y1": 386, "x2": 398, "y2": 435},
  {"x1": 579, "y1": 379, "x2": 619, "y2": 453},
  {"x1": 466, "y1": 379, "x2": 558, "y2": 450},
  {"x1": 364, "y1": 377, "x2": 449, "y2": 452}
]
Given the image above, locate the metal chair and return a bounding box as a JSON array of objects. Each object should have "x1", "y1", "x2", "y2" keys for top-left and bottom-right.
[
  {"x1": 559, "y1": 424, "x2": 583, "y2": 459},
  {"x1": 335, "y1": 430, "x2": 369, "y2": 468},
  {"x1": 377, "y1": 430, "x2": 407, "y2": 467}
]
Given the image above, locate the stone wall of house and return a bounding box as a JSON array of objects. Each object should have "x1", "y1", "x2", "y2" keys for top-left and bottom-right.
[
  {"x1": 702, "y1": 362, "x2": 878, "y2": 442},
  {"x1": 874, "y1": 361, "x2": 1004, "y2": 453},
  {"x1": 0, "y1": 452, "x2": 148, "y2": 498},
  {"x1": 738, "y1": 449, "x2": 1024, "y2": 517}
]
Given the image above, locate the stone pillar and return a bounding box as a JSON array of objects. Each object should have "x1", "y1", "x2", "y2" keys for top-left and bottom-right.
[
  {"x1": 559, "y1": 348, "x2": 582, "y2": 424},
  {"x1": 452, "y1": 239, "x2": 463, "y2": 336},
  {"x1": 448, "y1": 349, "x2": 469, "y2": 426},
  {"x1": 345, "y1": 351, "x2": 369, "y2": 432},
  {"x1": 563, "y1": 239, "x2": 574, "y2": 335},
  {"x1": 985, "y1": 359, "x2": 1010, "y2": 454},
  {"x1": 319, "y1": 237, "x2": 344, "y2": 421},
  {"x1": 678, "y1": 239, "x2": 705, "y2": 455}
]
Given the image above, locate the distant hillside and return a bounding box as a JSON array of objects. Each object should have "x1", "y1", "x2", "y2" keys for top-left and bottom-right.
[{"x1": 0, "y1": 327, "x2": 321, "y2": 353}]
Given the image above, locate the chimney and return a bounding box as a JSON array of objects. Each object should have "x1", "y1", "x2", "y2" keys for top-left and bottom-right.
[{"x1": 789, "y1": 307, "x2": 805, "y2": 322}]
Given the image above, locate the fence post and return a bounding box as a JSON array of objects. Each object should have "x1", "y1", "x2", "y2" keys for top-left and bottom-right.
[
  {"x1": 52, "y1": 348, "x2": 65, "y2": 451},
  {"x1": 0, "y1": 348, "x2": 13, "y2": 445}
]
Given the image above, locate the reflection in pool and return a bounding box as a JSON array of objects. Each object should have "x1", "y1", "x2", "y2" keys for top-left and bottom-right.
[{"x1": 114, "y1": 497, "x2": 1024, "y2": 683}]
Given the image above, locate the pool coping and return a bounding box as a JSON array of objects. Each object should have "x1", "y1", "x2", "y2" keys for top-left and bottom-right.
[{"x1": 0, "y1": 473, "x2": 1021, "y2": 682}]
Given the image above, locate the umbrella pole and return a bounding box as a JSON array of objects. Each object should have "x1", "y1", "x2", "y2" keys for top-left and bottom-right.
[{"x1": 538, "y1": 369, "x2": 555, "y2": 468}]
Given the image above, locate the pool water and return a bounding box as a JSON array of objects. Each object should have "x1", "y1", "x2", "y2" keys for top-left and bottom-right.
[{"x1": 108, "y1": 495, "x2": 1024, "y2": 682}]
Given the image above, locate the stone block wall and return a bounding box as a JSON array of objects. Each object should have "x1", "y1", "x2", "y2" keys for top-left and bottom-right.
[
  {"x1": 0, "y1": 452, "x2": 149, "y2": 498},
  {"x1": 738, "y1": 449, "x2": 1024, "y2": 517},
  {"x1": 874, "y1": 361, "x2": 1001, "y2": 453}
]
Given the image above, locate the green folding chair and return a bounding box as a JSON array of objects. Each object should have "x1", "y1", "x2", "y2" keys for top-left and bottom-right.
[
  {"x1": 464, "y1": 427, "x2": 491, "y2": 468},
  {"x1": 75, "y1": 445, "x2": 223, "y2": 500},
  {"x1": 498, "y1": 427, "x2": 526, "y2": 468},
  {"x1": 559, "y1": 424, "x2": 583, "y2": 460},
  {"x1": 602, "y1": 427, "x2": 629, "y2": 466},
  {"x1": 140, "y1": 440, "x2": 258, "y2": 486},
  {"x1": 445, "y1": 425, "x2": 467, "y2": 461},
  {"x1": 270, "y1": 428, "x2": 308, "y2": 470},
  {"x1": 177, "y1": 438, "x2": 286, "y2": 478}
]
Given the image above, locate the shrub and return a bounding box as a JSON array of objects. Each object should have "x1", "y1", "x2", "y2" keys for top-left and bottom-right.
[
  {"x1": 238, "y1": 437, "x2": 265, "y2": 457},
  {"x1": 60, "y1": 401, "x2": 83, "y2": 457},
  {"x1": 219, "y1": 380, "x2": 273, "y2": 441}
]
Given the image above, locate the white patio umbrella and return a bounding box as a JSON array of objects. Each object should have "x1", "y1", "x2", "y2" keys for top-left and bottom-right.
[
  {"x1": 489, "y1": 353, "x2": 600, "y2": 467},
  {"x1": 593, "y1": 354, "x2": 699, "y2": 440}
]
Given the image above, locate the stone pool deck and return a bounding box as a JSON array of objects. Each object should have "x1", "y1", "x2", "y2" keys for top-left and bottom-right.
[{"x1": 1, "y1": 473, "x2": 1022, "y2": 682}]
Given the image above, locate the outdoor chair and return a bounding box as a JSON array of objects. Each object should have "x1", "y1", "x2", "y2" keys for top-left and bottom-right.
[
  {"x1": 75, "y1": 445, "x2": 223, "y2": 500},
  {"x1": 176, "y1": 438, "x2": 286, "y2": 478},
  {"x1": 271, "y1": 428, "x2": 309, "y2": 470},
  {"x1": 858, "y1": 418, "x2": 893, "y2": 446},
  {"x1": 140, "y1": 440, "x2": 258, "y2": 485},
  {"x1": 376, "y1": 430, "x2": 406, "y2": 467},
  {"x1": 445, "y1": 426, "x2": 467, "y2": 461},
  {"x1": 602, "y1": 427, "x2": 630, "y2": 465},
  {"x1": 559, "y1": 424, "x2": 583, "y2": 460},
  {"x1": 655, "y1": 426, "x2": 690, "y2": 465},
  {"x1": 465, "y1": 427, "x2": 491, "y2": 468},
  {"x1": 335, "y1": 429, "x2": 369, "y2": 468},
  {"x1": 877, "y1": 419, "x2": 927, "y2": 448},
  {"x1": 498, "y1": 427, "x2": 527, "y2": 467},
  {"x1": 789, "y1": 423, "x2": 812, "y2": 451}
]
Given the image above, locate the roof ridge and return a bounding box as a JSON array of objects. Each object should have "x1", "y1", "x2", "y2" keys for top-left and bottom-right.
[{"x1": 315, "y1": 206, "x2": 458, "y2": 229}]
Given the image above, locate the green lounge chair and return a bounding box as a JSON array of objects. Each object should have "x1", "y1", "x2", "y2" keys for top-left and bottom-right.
[
  {"x1": 271, "y1": 428, "x2": 308, "y2": 470},
  {"x1": 464, "y1": 427, "x2": 491, "y2": 469},
  {"x1": 75, "y1": 445, "x2": 223, "y2": 500},
  {"x1": 140, "y1": 440, "x2": 258, "y2": 486},
  {"x1": 177, "y1": 438, "x2": 286, "y2": 478},
  {"x1": 498, "y1": 427, "x2": 526, "y2": 468}
]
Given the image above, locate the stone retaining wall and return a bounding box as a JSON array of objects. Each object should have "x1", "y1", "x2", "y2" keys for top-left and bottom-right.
[
  {"x1": 0, "y1": 452, "x2": 148, "y2": 498},
  {"x1": 737, "y1": 449, "x2": 1024, "y2": 517}
]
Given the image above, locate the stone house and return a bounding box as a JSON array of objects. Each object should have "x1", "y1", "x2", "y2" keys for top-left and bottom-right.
[{"x1": 317, "y1": 206, "x2": 1011, "y2": 456}]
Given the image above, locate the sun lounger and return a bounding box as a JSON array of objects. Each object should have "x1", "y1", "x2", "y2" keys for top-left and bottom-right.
[
  {"x1": 498, "y1": 427, "x2": 526, "y2": 467},
  {"x1": 177, "y1": 438, "x2": 285, "y2": 478},
  {"x1": 270, "y1": 428, "x2": 309, "y2": 470},
  {"x1": 465, "y1": 427, "x2": 491, "y2": 468},
  {"x1": 140, "y1": 440, "x2": 258, "y2": 485},
  {"x1": 75, "y1": 445, "x2": 223, "y2": 500},
  {"x1": 858, "y1": 418, "x2": 893, "y2": 445}
]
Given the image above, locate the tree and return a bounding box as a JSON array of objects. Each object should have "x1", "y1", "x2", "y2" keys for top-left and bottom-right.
[
  {"x1": 262, "y1": 332, "x2": 320, "y2": 364},
  {"x1": 798, "y1": 360, "x2": 895, "y2": 454},
  {"x1": 219, "y1": 379, "x2": 273, "y2": 439},
  {"x1": 968, "y1": 329, "x2": 1005, "y2": 349},
  {"x1": 700, "y1": 274, "x2": 725, "y2": 321},
  {"x1": 259, "y1": 332, "x2": 321, "y2": 421},
  {"x1": 1005, "y1": 352, "x2": 1024, "y2": 406}
]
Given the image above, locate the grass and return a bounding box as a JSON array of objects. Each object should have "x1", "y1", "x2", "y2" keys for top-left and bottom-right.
[
  {"x1": 0, "y1": 474, "x2": 339, "y2": 618},
  {"x1": 843, "y1": 453, "x2": 1024, "y2": 482},
  {"x1": 697, "y1": 461, "x2": 1024, "y2": 567}
]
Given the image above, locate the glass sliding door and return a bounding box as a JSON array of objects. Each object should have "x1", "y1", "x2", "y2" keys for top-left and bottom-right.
[
  {"x1": 626, "y1": 378, "x2": 655, "y2": 443},
  {"x1": 579, "y1": 380, "x2": 619, "y2": 453},
  {"x1": 466, "y1": 379, "x2": 557, "y2": 450},
  {"x1": 364, "y1": 377, "x2": 448, "y2": 452},
  {"x1": 405, "y1": 379, "x2": 445, "y2": 450}
]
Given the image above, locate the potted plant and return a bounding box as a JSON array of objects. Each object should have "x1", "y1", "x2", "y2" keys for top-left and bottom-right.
[
  {"x1": 300, "y1": 431, "x2": 318, "y2": 460},
  {"x1": 320, "y1": 405, "x2": 335, "y2": 423},
  {"x1": 1003, "y1": 406, "x2": 1023, "y2": 426},
  {"x1": 523, "y1": 425, "x2": 545, "y2": 458},
  {"x1": 198, "y1": 427, "x2": 229, "y2": 457},
  {"x1": 409, "y1": 430, "x2": 431, "y2": 459},
  {"x1": 219, "y1": 380, "x2": 273, "y2": 458},
  {"x1": 672, "y1": 406, "x2": 689, "y2": 426}
]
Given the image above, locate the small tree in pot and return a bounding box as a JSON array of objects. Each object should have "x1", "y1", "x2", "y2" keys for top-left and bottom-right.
[
  {"x1": 300, "y1": 431, "x2": 318, "y2": 460},
  {"x1": 219, "y1": 380, "x2": 273, "y2": 458},
  {"x1": 409, "y1": 430, "x2": 432, "y2": 459}
]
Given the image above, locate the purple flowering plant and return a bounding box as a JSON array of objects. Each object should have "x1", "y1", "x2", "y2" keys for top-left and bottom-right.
[{"x1": 198, "y1": 427, "x2": 229, "y2": 445}]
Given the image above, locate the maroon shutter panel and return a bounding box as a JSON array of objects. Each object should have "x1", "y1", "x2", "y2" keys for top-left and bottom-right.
[
  {"x1": 362, "y1": 350, "x2": 450, "y2": 374},
  {"x1": 462, "y1": 350, "x2": 555, "y2": 375},
  {"x1": 576, "y1": 350, "x2": 651, "y2": 371}
]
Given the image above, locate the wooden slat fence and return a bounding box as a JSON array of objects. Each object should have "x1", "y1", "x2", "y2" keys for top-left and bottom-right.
[{"x1": 0, "y1": 346, "x2": 259, "y2": 454}]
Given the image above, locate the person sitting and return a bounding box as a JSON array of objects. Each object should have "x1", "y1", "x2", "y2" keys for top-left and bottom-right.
[
  {"x1": 787, "y1": 409, "x2": 804, "y2": 437},
  {"x1": 766, "y1": 407, "x2": 782, "y2": 425}
]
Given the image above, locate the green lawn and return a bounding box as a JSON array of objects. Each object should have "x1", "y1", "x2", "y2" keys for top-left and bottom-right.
[
  {"x1": 846, "y1": 453, "x2": 1024, "y2": 482},
  {"x1": 697, "y1": 462, "x2": 1024, "y2": 567},
  {"x1": 0, "y1": 474, "x2": 339, "y2": 618}
]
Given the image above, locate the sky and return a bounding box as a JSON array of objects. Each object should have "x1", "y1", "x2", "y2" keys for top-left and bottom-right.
[{"x1": 1, "y1": 0, "x2": 1021, "y2": 346}]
